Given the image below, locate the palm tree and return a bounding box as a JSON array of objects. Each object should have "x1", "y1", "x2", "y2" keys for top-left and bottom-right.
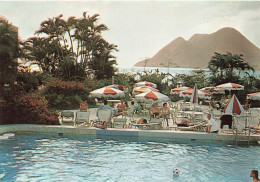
[
  {"x1": 0, "y1": 19, "x2": 19, "y2": 88},
  {"x1": 208, "y1": 52, "x2": 255, "y2": 83}
]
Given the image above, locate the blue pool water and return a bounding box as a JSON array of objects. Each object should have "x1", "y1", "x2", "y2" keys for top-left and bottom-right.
[{"x1": 0, "y1": 133, "x2": 259, "y2": 182}]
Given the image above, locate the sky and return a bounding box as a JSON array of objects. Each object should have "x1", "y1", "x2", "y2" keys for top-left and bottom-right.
[{"x1": 1, "y1": 1, "x2": 260, "y2": 67}]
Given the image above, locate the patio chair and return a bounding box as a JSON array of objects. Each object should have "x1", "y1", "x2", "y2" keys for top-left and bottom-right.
[
  {"x1": 61, "y1": 111, "x2": 75, "y2": 125},
  {"x1": 113, "y1": 118, "x2": 127, "y2": 128},
  {"x1": 97, "y1": 109, "x2": 113, "y2": 128},
  {"x1": 149, "y1": 117, "x2": 163, "y2": 129},
  {"x1": 75, "y1": 111, "x2": 90, "y2": 126}
]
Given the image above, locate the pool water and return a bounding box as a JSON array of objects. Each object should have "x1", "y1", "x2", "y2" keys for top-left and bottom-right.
[{"x1": 0, "y1": 133, "x2": 259, "y2": 182}]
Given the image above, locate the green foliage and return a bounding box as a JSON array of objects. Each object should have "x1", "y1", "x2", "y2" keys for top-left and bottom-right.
[
  {"x1": 0, "y1": 94, "x2": 59, "y2": 125},
  {"x1": 42, "y1": 78, "x2": 90, "y2": 110},
  {"x1": 208, "y1": 52, "x2": 254, "y2": 84},
  {"x1": 21, "y1": 12, "x2": 118, "y2": 81},
  {"x1": 137, "y1": 70, "x2": 167, "y2": 92},
  {"x1": 171, "y1": 69, "x2": 209, "y2": 89},
  {"x1": 0, "y1": 19, "x2": 19, "y2": 89}
]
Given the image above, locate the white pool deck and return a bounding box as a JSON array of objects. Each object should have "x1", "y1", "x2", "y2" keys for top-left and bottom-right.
[{"x1": 0, "y1": 108, "x2": 260, "y2": 144}]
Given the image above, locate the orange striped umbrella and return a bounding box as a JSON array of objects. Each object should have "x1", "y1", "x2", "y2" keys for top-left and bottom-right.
[
  {"x1": 247, "y1": 92, "x2": 260, "y2": 100},
  {"x1": 133, "y1": 86, "x2": 159, "y2": 95},
  {"x1": 216, "y1": 82, "x2": 244, "y2": 91},
  {"x1": 89, "y1": 87, "x2": 125, "y2": 98},
  {"x1": 180, "y1": 89, "x2": 211, "y2": 99},
  {"x1": 170, "y1": 87, "x2": 191, "y2": 95},
  {"x1": 190, "y1": 84, "x2": 198, "y2": 104},
  {"x1": 223, "y1": 94, "x2": 244, "y2": 115},
  {"x1": 135, "y1": 91, "x2": 170, "y2": 103},
  {"x1": 134, "y1": 81, "x2": 157, "y2": 88}
]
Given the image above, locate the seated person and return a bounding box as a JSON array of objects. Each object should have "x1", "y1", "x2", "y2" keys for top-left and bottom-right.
[
  {"x1": 176, "y1": 119, "x2": 197, "y2": 127},
  {"x1": 117, "y1": 99, "x2": 126, "y2": 113},
  {"x1": 243, "y1": 99, "x2": 251, "y2": 110},
  {"x1": 209, "y1": 98, "x2": 217, "y2": 109},
  {"x1": 133, "y1": 100, "x2": 142, "y2": 114},
  {"x1": 110, "y1": 103, "x2": 119, "y2": 116},
  {"x1": 94, "y1": 121, "x2": 107, "y2": 129},
  {"x1": 149, "y1": 103, "x2": 162, "y2": 119},
  {"x1": 206, "y1": 114, "x2": 219, "y2": 133},
  {"x1": 80, "y1": 100, "x2": 88, "y2": 111},
  {"x1": 96, "y1": 100, "x2": 113, "y2": 116},
  {"x1": 161, "y1": 103, "x2": 170, "y2": 126}
]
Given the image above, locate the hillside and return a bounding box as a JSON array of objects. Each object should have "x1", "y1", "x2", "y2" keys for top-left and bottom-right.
[{"x1": 134, "y1": 27, "x2": 260, "y2": 70}]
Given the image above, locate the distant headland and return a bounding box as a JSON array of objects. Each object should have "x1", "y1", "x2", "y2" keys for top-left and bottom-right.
[{"x1": 134, "y1": 27, "x2": 260, "y2": 70}]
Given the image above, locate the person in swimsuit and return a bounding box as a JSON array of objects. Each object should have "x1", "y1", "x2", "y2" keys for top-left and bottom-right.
[
  {"x1": 94, "y1": 121, "x2": 107, "y2": 129},
  {"x1": 176, "y1": 119, "x2": 197, "y2": 127},
  {"x1": 161, "y1": 103, "x2": 170, "y2": 126},
  {"x1": 149, "y1": 103, "x2": 162, "y2": 119},
  {"x1": 250, "y1": 170, "x2": 260, "y2": 182}
]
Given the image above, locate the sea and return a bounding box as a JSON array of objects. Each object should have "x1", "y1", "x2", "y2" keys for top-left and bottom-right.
[{"x1": 116, "y1": 66, "x2": 260, "y2": 78}]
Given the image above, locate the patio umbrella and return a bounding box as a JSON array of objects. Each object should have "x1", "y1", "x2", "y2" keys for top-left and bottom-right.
[
  {"x1": 201, "y1": 87, "x2": 225, "y2": 94},
  {"x1": 216, "y1": 82, "x2": 244, "y2": 96},
  {"x1": 180, "y1": 89, "x2": 211, "y2": 100},
  {"x1": 190, "y1": 84, "x2": 198, "y2": 104},
  {"x1": 89, "y1": 87, "x2": 125, "y2": 99},
  {"x1": 134, "y1": 81, "x2": 157, "y2": 88},
  {"x1": 223, "y1": 94, "x2": 245, "y2": 115},
  {"x1": 133, "y1": 86, "x2": 159, "y2": 95},
  {"x1": 107, "y1": 84, "x2": 128, "y2": 91},
  {"x1": 135, "y1": 91, "x2": 170, "y2": 103},
  {"x1": 170, "y1": 86, "x2": 191, "y2": 95},
  {"x1": 247, "y1": 92, "x2": 260, "y2": 101}
]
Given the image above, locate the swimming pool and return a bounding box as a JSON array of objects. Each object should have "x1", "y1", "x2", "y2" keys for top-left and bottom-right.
[{"x1": 0, "y1": 133, "x2": 259, "y2": 182}]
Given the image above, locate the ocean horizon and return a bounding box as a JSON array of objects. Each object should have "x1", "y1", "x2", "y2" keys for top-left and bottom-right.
[{"x1": 116, "y1": 66, "x2": 260, "y2": 77}]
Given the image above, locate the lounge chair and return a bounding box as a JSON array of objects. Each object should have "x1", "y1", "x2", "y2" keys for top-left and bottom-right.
[
  {"x1": 113, "y1": 118, "x2": 127, "y2": 128},
  {"x1": 132, "y1": 117, "x2": 163, "y2": 130},
  {"x1": 61, "y1": 111, "x2": 75, "y2": 125},
  {"x1": 75, "y1": 111, "x2": 90, "y2": 126},
  {"x1": 170, "y1": 120, "x2": 207, "y2": 132},
  {"x1": 97, "y1": 109, "x2": 113, "y2": 128}
]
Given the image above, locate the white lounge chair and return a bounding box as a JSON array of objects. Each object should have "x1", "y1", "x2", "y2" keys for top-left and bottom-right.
[
  {"x1": 97, "y1": 109, "x2": 113, "y2": 128},
  {"x1": 61, "y1": 111, "x2": 75, "y2": 125},
  {"x1": 75, "y1": 111, "x2": 90, "y2": 126}
]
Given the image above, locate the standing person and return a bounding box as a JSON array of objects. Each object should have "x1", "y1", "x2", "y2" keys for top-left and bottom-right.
[
  {"x1": 80, "y1": 99, "x2": 88, "y2": 111},
  {"x1": 250, "y1": 170, "x2": 259, "y2": 182},
  {"x1": 206, "y1": 114, "x2": 219, "y2": 133},
  {"x1": 161, "y1": 103, "x2": 170, "y2": 126}
]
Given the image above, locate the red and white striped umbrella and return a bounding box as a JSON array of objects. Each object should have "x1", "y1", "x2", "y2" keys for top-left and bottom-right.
[
  {"x1": 135, "y1": 91, "x2": 170, "y2": 103},
  {"x1": 247, "y1": 92, "x2": 260, "y2": 100},
  {"x1": 216, "y1": 82, "x2": 244, "y2": 91},
  {"x1": 223, "y1": 94, "x2": 245, "y2": 115},
  {"x1": 107, "y1": 84, "x2": 128, "y2": 91},
  {"x1": 170, "y1": 86, "x2": 192, "y2": 95},
  {"x1": 89, "y1": 87, "x2": 125, "y2": 98},
  {"x1": 134, "y1": 81, "x2": 157, "y2": 88},
  {"x1": 201, "y1": 87, "x2": 225, "y2": 94},
  {"x1": 180, "y1": 88, "x2": 211, "y2": 99},
  {"x1": 133, "y1": 86, "x2": 159, "y2": 95},
  {"x1": 190, "y1": 84, "x2": 198, "y2": 104}
]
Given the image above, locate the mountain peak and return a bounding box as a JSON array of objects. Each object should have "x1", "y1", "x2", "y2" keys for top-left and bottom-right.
[{"x1": 134, "y1": 27, "x2": 260, "y2": 70}]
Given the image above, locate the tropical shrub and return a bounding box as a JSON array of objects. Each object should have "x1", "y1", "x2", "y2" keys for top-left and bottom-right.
[
  {"x1": 0, "y1": 93, "x2": 59, "y2": 125},
  {"x1": 42, "y1": 78, "x2": 90, "y2": 110}
]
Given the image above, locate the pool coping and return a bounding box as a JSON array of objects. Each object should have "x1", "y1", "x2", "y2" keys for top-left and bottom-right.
[{"x1": 1, "y1": 124, "x2": 260, "y2": 144}]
